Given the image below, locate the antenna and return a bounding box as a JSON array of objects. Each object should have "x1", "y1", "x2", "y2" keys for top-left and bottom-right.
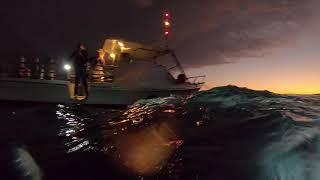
[{"x1": 163, "y1": 10, "x2": 171, "y2": 49}]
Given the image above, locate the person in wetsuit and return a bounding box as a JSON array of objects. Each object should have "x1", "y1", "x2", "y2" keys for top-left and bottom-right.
[{"x1": 70, "y1": 42, "x2": 89, "y2": 99}]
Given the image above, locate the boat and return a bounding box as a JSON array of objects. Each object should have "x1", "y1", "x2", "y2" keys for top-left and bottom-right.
[{"x1": 0, "y1": 39, "x2": 205, "y2": 105}]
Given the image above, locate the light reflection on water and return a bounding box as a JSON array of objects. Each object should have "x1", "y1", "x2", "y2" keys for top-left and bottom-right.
[
  {"x1": 53, "y1": 87, "x2": 320, "y2": 180},
  {"x1": 56, "y1": 97, "x2": 188, "y2": 178}
]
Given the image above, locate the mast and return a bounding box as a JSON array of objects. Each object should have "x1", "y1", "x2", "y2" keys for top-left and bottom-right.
[{"x1": 161, "y1": 10, "x2": 186, "y2": 75}]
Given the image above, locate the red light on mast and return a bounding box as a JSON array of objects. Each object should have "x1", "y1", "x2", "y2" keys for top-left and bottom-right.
[
  {"x1": 163, "y1": 10, "x2": 171, "y2": 47},
  {"x1": 163, "y1": 10, "x2": 171, "y2": 37},
  {"x1": 164, "y1": 11, "x2": 170, "y2": 18}
]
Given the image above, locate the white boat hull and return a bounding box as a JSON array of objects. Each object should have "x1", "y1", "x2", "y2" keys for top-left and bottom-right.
[{"x1": 0, "y1": 78, "x2": 198, "y2": 105}]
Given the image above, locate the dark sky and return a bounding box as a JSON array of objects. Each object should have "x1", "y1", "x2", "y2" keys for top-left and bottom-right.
[
  {"x1": 0, "y1": 0, "x2": 167, "y2": 60},
  {"x1": 0, "y1": 0, "x2": 315, "y2": 67}
]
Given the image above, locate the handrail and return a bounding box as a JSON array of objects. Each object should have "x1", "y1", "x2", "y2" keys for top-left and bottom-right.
[
  {"x1": 187, "y1": 75, "x2": 206, "y2": 87},
  {"x1": 187, "y1": 75, "x2": 206, "y2": 79},
  {"x1": 167, "y1": 65, "x2": 178, "y2": 71}
]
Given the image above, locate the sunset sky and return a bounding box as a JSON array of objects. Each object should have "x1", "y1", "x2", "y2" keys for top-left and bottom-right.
[
  {"x1": 0, "y1": 0, "x2": 319, "y2": 94},
  {"x1": 189, "y1": 22, "x2": 320, "y2": 94}
]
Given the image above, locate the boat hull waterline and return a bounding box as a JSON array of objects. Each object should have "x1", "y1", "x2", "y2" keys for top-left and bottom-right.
[{"x1": 0, "y1": 78, "x2": 198, "y2": 105}]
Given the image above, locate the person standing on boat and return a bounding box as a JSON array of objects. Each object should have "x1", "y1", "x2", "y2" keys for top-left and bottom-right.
[{"x1": 70, "y1": 42, "x2": 89, "y2": 99}]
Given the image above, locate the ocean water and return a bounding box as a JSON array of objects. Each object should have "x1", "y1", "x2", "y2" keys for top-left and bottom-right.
[{"x1": 1, "y1": 86, "x2": 320, "y2": 180}]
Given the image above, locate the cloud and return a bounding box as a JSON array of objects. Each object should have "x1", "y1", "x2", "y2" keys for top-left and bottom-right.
[
  {"x1": 163, "y1": 0, "x2": 314, "y2": 67},
  {"x1": 132, "y1": 0, "x2": 154, "y2": 8},
  {"x1": 0, "y1": 0, "x2": 316, "y2": 68}
]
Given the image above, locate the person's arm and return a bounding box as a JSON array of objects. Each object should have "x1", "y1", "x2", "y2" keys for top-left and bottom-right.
[
  {"x1": 89, "y1": 56, "x2": 99, "y2": 67},
  {"x1": 83, "y1": 50, "x2": 89, "y2": 63},
  {"x1": 70, "y1": 50, "x2": 76, "y2": 59}
]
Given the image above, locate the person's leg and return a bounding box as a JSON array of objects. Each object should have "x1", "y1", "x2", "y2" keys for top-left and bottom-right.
[
  {"x1": 82, "y1": 73, "x2": 89, "y2": 97},
  {"x1": 74, "y1": 72, "x2": 80, "y2": 96}
]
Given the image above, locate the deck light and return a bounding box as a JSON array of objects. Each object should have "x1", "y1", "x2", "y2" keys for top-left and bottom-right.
[
  {"x1": 110, "y1": 53, "x2": 116, "y2": 59},
  {"x1": 64, "y1": 64, "x2": 71, "y2": 71},
  {"x1": 118, "y1": 42, "x2": 124, "y2": 47}
]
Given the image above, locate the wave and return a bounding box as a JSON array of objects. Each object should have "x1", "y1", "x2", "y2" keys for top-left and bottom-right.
[{"x1": 56, "y1": 86, "x2": 320, "y2": 179}]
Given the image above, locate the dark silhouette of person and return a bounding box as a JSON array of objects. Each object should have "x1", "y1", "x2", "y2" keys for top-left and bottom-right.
[{"x1": 70, "y1": 42, "x2": 89, "y2": 99}]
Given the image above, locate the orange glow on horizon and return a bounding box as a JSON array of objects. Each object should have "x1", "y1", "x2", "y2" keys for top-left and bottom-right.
[
  {"x1": 190, "y1": 56, "x2": 320, "y2": 95},
  {"x1": 202, "y1": 81, "x2": 320, "y2": 95}
]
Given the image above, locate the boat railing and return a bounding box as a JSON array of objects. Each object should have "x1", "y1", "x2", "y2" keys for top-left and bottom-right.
[
  {"x1": 0, "y1": 57, "x2": 115, "y2": 83},
  {"x1": 187, "y1": 75, "x2": 206, "y2": 87},
  {"x1": 2, "y1": 54, "x2": 206, "y2": 87},
  {"x1": 153, "y1": 51, "x2": 206, "y2": 88}
]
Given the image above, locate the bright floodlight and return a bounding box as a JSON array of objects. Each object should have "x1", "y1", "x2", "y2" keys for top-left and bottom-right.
[
  {"x1": 110, "y1": 53, "x2": 116, "y2": 59},
  {"x1": 164, "y1": 21, "x2": 170, "y2": 26},
  {"x1": 118, "y1": 42, "x2": 124, "y2": 47},
  {"x1": 64, "y1": 64, "x2": 71, "y2": 71}
]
